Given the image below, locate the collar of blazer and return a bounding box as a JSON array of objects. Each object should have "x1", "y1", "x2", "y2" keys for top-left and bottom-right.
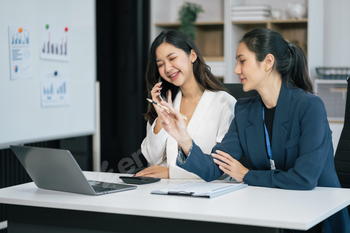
[{"x1": 245, "y1": 81, "x2": 294, "y2": 170}]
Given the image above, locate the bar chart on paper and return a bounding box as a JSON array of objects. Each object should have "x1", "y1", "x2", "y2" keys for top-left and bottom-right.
[
  {"x1": 11, "y1": 29, "x2": 30, "y2": 45},
  {"x1": 43, "y1": 82, "x2": 66, "y2": 95},
  {"x1": 40, "y1": 24, "x2": 69, "y2": 61},
  {"x1": 8, "y1": 25, "x2": 33, "y2": 80},
  {"x1": 41, "y1": 70, "x2": 70, "y2": 107}
]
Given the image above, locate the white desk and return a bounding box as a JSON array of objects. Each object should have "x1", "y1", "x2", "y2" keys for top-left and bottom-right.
[{"x1": 0, "y1": 171, "x2": 350, "y2": 233}]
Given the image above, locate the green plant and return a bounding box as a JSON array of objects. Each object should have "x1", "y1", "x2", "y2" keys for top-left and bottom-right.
[{"x1": 178, "y1": 2, "x2": 204, "y2": 41}]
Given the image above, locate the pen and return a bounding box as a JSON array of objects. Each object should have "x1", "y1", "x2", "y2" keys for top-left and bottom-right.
[{"x1": 146, "y1": 98, "x2": 188, "y2": 120}]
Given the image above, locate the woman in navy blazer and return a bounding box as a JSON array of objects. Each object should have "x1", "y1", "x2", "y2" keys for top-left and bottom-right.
[{"x1": 157, "y1": 28, "x2": 350, "y2": 233}]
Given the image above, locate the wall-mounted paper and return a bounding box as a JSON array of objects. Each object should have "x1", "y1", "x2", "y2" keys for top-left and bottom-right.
[
  {"x1": 8, "y1": 25, "x2": 33, "y2": 80},
  {"x1": 41, "y1": 70, "x2": 70, "y2": 107},
  {"x1": 40, "y1": 24, "x2": 69, "y2": 62}
]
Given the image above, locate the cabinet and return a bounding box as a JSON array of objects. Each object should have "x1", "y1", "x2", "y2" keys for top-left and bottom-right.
[
  {"x1": 150, "y1": 0, "x2": 324, "y2": 83},
  {"x1": 314, "y1": 78, "x2": 346, "y2": 153},
  {"x1": 314, "y1": 79, "x2": 347, "y2": 122}
]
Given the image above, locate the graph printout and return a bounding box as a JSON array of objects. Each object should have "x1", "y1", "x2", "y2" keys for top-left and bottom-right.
[
  {"x1": 8, "y1": 25, "x2": 33, "y2": 80},
  {"x1": 40, "y1": 24, "x2": 69, "y2": 61},
  {"x1": 41, "y1": 70, "x2": 70, "y2": 107}
]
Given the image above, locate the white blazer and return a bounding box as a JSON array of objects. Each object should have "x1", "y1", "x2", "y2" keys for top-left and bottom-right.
[{"x1": 141, "y1": 90, "x2": 236, "y2": 179}]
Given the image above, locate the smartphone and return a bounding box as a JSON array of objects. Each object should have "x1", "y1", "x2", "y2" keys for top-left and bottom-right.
[
  {"x1": 119, "y1": 176, "x2": 161, "y2": 185},
  {"x1": 158, "y1": 76, "x2": 179, "y2": 102}
]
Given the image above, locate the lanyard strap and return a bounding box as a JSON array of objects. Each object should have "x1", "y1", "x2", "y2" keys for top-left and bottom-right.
[{"x1": 262, "y1": 107, "x2": 273, "y2": 161}]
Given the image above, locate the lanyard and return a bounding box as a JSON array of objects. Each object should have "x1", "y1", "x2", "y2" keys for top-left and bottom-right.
[{"x1": 262, "y1": 107, "x2": 276, "y2": 170}]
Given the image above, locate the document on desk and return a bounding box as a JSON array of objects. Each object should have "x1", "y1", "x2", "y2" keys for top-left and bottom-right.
[{"x1": 151, "y1": 182, "x2": 247, "y2": 198}]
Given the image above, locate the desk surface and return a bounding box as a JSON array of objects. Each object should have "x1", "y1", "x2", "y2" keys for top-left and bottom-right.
[{"x1": 1, "y1": 171, "x2": 350, "y2": 231}]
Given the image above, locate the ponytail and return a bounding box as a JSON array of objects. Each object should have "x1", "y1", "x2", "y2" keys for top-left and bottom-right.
[{"x1": 287, "y1": 43, "x2": 313, "y2": 93}]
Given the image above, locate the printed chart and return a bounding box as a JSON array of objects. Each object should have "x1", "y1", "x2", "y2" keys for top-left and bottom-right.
[
  {"x1": 41, "y1": 70, "x2": 70, "y2": 107},
  {"x1": 40, "y1": 24, "x2": 69, "y2": 61},
  {"x1": 8, "y1": 25, "x2": 33, "y2": 80}
]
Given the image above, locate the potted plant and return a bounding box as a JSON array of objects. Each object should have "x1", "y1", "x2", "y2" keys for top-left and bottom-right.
[{"x1": 178, "y1": 2, "x2": 204, "y2": 41}]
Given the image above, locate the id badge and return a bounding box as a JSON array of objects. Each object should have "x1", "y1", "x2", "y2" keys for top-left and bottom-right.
[{"x1": 270, "y1": 159, "x2": 276, "y2": 170}]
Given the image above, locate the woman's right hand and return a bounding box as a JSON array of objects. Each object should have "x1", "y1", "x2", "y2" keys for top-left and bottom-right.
[
  {"x1": 151, "y1": 83, "x2": 173, "y2": 114},
  {"x1": 151, "y1": 82, "x2": 164, "y2": 117},
  {"x1": 157, "y1": 101, "x2": 193, "y2": 156},
  {"x1": 151, "y1": 83, "x2": 173, "y2": 134}
]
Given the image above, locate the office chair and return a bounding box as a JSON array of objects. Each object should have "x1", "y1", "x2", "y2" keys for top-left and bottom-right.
[
  {"x1": 223, "y1": 83, "x2": 258, "y2": 170},
  {"x1": 334, "y1": 77, "x2": 350, "y2": 214},
  {"x1": 223, "y1": 83, "x2": 258, "y2": 100}
]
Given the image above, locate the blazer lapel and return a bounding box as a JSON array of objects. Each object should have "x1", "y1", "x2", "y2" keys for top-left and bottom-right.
[
  {"x1": 271, "y1": 82, "x2": 291, "y2": 170},
  {"x1": 245, "y1": 95, "x2": 271, "y2": 170}
]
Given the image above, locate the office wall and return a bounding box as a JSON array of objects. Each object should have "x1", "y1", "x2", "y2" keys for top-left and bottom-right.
[
  {"x1": 323, "y1": 0, "x2": 350, "y2": 151},
  {"x1": 324, "y1": 0, "x2": 350, "y2": 66}
]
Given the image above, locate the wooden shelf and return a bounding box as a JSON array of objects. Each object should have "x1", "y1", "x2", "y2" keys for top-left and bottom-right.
[
  {"x1": 151, "y1": 1, "x2": 322, "y2": 83},
  {"x1": 232, "y1": 18, "x2": 308, "y2": 24},
  {"x1": 231, "y1": 21, "x2": 267, "y2": 25},
  {"x1": 203, "y1": 56, "x2": 224, "y2": 61},
  {"x1": 231, "y1": 18, "x2": 308, "y2": 54},
  {"x1": 269, "y1": 18, "x2": 308, "y2": 23},
  {"x1": 155, "y1": 21, "x2": 224, "y2": 27},
  {"x1": 154, "y1": 22, "x2": 224, "y2": 58},
  {"x1": 328, "y1": 120, "x2": 345, "y2": 124}
]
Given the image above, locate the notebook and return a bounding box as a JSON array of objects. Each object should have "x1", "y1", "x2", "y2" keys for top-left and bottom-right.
[
  {"x1": 152, "y1": 181, "x2": 247, "y2": 198},
  {"x1": 10, "y1": 145, "x2": 136, "y2": 195}
]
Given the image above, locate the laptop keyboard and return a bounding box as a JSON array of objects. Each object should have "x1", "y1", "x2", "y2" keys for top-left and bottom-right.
[{"x1": 92, "y1": 185, "x2": 116, "y2": 193}]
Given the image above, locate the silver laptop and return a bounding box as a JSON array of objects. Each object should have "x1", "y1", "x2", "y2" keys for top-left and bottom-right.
[{"x1": 10, "y1": 145, "x2": 136, "y2": 195}]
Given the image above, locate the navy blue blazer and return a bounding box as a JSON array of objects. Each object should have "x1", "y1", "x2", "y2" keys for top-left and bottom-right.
[{"x1": 177, "y1": 82, "x2": 350, "y2": 232}]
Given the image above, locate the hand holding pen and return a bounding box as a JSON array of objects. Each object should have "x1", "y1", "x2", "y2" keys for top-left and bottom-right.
[{"x1": 147, "y1": 98, "x2": 187, "y2": 120}]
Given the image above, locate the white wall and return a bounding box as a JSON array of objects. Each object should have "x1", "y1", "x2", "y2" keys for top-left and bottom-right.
[
  {"x1": 323, "y1": 0, "x2": 349, "y2": 152},
  {"x1": 324, "y1": 0, "x2": 350, "y2": 66}
]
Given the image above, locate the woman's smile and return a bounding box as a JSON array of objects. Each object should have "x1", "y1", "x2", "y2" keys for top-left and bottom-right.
[{"x1": 168, "y1": 71, "x2": 180, "y2": 81}]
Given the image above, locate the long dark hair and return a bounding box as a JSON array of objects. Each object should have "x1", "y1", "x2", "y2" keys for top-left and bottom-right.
[
  {"x1": 144, "y1": 29, "x2": 227, "y2": 124},
  {"x1": 240, "y1": 28, "x2": 313, "y2": 93}
]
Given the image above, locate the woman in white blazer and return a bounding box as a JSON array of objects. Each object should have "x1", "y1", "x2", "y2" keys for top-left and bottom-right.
[{"x1": 137, "y1": 30, "x2": 236, "y2": 179}]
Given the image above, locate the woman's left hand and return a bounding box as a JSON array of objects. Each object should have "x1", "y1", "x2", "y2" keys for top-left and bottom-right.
[
  {"x1": 212, "y1": 150, "x2": 249, "y2": 182},
  {"x1": 135, "y1": 165, "x2": 169, "y2": 179}
]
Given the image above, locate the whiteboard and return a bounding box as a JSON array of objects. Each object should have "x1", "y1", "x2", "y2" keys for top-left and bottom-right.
[{"x1": 0, "y1": 0, "x2": 96, "y2": 149}]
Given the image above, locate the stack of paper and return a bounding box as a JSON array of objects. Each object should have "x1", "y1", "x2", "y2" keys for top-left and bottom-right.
[{"x1": 231, "y1": 5, "x2": 271, "y2": 21}]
